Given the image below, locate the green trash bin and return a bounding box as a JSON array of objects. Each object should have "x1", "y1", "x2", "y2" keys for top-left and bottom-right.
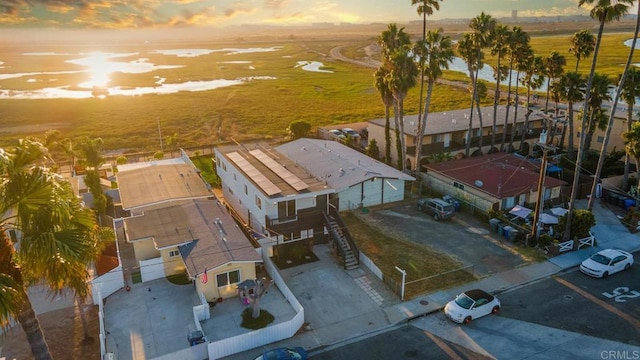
[
  {"x1": 489, "y1": 218, "x2": 501, "y2": 233},
  {"x1": 497, "y1": 223, "x2": 505, "y2": 236}
]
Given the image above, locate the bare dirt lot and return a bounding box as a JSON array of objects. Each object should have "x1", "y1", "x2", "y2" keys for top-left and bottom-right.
[{"x1": 0, "y1": 305, "x2": 99, "y2": 360}]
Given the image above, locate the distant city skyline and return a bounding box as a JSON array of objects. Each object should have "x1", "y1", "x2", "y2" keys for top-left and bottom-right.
[{"x1": 1, "y1": 0, "x2": 638, "y2": 30}]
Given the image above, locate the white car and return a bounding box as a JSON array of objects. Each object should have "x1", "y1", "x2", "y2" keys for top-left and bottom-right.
[
  {"x1": 444, "y1": 289, "x2": 500, "y2": 324},
  {"x1": 579, "y1": 249, "x2": 634, "y2": 278}
]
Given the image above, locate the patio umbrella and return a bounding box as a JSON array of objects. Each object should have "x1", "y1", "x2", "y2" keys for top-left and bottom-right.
[
  {"x1": 550, "y1": 207, "x2": 568, "y2": 217},
  {"x1": 539, "y1": 213, "x2": 559, "y2": 225},
  {"x1": 509, "y1": 205, "x2": 532, "y2": 219}
]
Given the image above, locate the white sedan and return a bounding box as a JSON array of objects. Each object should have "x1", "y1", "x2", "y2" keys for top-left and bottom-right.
[
  {"x1": 580, "y1": 249, "x2": 634, "y2": 278},
  {"x1": 444, "y1": 289, "x2": 501, "y2": 324}
]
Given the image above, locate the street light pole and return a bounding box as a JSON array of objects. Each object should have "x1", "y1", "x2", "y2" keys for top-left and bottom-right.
[
  {"x1": 395, "y1": 266, "x2": 407, "y2": 301},
  {"x1": 531, "y1": 126, "x2": 556, "y2": 244}
]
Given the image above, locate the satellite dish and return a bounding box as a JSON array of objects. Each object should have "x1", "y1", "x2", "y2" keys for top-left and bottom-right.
[{"x1": 475, "y1": 180, "x2": 484, "y2": 187}]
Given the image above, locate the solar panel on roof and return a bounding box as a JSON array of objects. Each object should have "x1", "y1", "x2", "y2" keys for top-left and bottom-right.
[
  {"x1": 249, "y1": 150, "x2": 309, "y2": 192},
  {"x1": 227, "y1": 152, "x2": 281, "y2": 196}
]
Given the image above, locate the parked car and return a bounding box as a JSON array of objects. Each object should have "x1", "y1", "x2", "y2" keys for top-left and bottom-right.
[
  {"x1": 417, "y1": 198, "x2": 455, "y2": 220},
  {"x1": 254, "y1": 347, "x2": 308, "y2": 360},
  {"x1": 341, "y1": 127, "x2": 360, "y2": 139},
  {"x1": 579, "y1": 249, "x2": 634, "y2": 278},
  {"x1": 328, "y1": 129, "x2": 346, "y2": 141},
  {"x1": 444, "y1": 289, "x2": 501, "y2": 324}
]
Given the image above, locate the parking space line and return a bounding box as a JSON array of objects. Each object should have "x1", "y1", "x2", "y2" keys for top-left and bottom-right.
[
  {"x1": 423, "y1": 331, "x2": 464, "y2": 360},
  {"x1": 555, "y1": 277, "x2": 640, "y2": 329}
]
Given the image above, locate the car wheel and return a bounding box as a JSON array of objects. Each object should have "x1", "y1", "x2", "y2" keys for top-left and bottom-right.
[
  {"x1": 463, "y1": 316, "x2": 472, "y2": 324},
  {"x1": 492, "y1": 305, "x2": 500, "y2": 314},
  {"x1": 625, "y1": 263, "x2": 631, "y2": 271},
  {"x1": 602, "y1": 271, "x2": 609, "y2": 279}
]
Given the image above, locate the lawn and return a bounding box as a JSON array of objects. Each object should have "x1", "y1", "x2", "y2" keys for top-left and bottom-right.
[{"x1": 341, "y1": 212, "x2": 476, "y2": 300}]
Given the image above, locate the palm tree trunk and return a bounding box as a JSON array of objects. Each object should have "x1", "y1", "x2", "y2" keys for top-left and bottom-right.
[
  {"x1": 491, "y1": 59, "x2": 502, "y2": 151},
  {"x1": 385, "y1": 104, "x2": 391, "y2": 165},
  {"x1": 398, "y1": 98, "x2": 407, "y2": 171},
  {"x1": 520, "y1": 86, "x2": 532, "y2": 145},
  {"x1": 474, "y1": 67, "x2": 484, "y2": 155},
  {"x1": 568, "y1": 103, "x2": 576, "y2": 158},
  {"x1": 623, "y1": 107, "x2": 633, "y2": 190},
  {"x1": 509, "y1": 71, "x2": 521, "y2": 150},
  {"x1": 393, "y1": 101, "x2": 402, "y2": 170},
  {"x1": 564, "y1": 20, "x2": 606, "y2": 241},
  {"x1": 588, "y1": 5, "x2": 640, "y2": 210},
  {"x1": 501, "y1": 58, "x2": 515, "y2": 151},
  {"x1": 415, "y1": 79, "x2": 435, "y2": 179}
]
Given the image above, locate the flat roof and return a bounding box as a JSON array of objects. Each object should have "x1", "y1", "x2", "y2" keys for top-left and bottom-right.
[
  {"x1": 117, "y1": 159, "x2": 212, "y2": 210},
  {"x1": 124, "y1": 198, "x2": 261, "y2": 277}
]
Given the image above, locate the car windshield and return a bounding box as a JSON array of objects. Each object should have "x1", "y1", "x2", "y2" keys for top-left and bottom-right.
[
  {"x1": 454, "y1": 293, "x2": 474, "y2": 309},
  {"x1": 590, "y1": 253, "x2": 612, "y2": 265},
  {"x1": 442, "y1": 205, "x2": 454, "y2": 212}
]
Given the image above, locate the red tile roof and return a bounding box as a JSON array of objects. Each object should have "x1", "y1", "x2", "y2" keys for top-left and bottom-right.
[{"x1": 426, "y1": 153, "x2": 566, "y2": 199}]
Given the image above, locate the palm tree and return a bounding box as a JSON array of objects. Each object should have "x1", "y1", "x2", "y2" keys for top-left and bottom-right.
[
  {"x1": 411, "y1": 0, "x2": 443, "y2": 173},
  {"x1": 620, "y1": 68, "x2": 640, "y2": 190},
  {"x1": 584, "y1": 73, "x2": 613, "y2": 153},
  {"x1": 456, "y1": 33, "x2": 482, "y2": 157},
  {"x1": 624, "y1": 122, "x2": 640, "y2": 197},
  {"x1": 557, "y1": 71, "x2": 586, "y2": 158},
  {"x1": 543, "y1": 51, "x2": 567, "y2": 114},
  {"x1": 385, "y1": 47, "x2": 418, "y2": 171},
  {"x1": 378, "y1": 24, "x2": 414, "y2": 170},
  {"x1": 413, "y1": 29, "x2": 454, "y2": 176},
  {"x1": 374, "y1": 66, "x2": 394, "y2": 165},
  {"x1": 589, "y1": 2, "x2": 640, "y2": 209},
  {"x1": 501, "y1": 26, "x2": 529, "y2": 151},
  {"x1": 520, "y1": 54, "x2": 545, "y2": 145},
  {"x1": 490, "y1": 24, "x2": 511, "y2": 151},
  {"x1": 469, "y1": 12, "x2": 496, "y2": 155},
  {"x1": 0, "y1": 139, "x2": 104, "y2": 360},
  {"x1": 508, "y1": 44, "x2": 533, "y2": 151},
  {"x1": 564, "y1": 0, "x2": 633, "y2": 242},
  {"x1": 569, "y1": 29, "x2": 596, "y2": 72},
  {"x1": 410, "y1": 0, "x2": 443, "y2": 169}
]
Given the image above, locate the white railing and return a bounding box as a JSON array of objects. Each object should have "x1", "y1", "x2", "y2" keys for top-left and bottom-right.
[
  {"x1": 558, "y1": 240, "x2": 574, "y2": 253},
  {"x1": 578, "y1": 231, "x2": 595, "y2": 249}
]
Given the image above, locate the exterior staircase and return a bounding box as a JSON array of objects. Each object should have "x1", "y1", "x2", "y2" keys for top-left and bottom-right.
[{"x1": 326, "y1": 215, "x2": 360, "y2": 271}]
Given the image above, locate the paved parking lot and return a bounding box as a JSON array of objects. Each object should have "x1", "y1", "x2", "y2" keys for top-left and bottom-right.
[{"x1": 362, "y1": 200, "x2": 529, "y2": 277}]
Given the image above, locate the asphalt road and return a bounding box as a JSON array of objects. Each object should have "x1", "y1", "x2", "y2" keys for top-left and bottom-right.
[
  {"x1": 366, "y1": 201, "x2": 529, "y2": 277},
  {"x1": 498, "y1": 259, "x2": 640, "y2": 345}
]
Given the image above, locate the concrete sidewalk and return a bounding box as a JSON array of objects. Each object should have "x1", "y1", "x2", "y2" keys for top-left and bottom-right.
[{"x1": 229, "y1": 198, "x2": 640, "y2": 359}]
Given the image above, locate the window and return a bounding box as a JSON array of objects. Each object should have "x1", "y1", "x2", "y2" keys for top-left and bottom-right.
[
  {"x1": 233, "y1": 173, "x2": 237, "y2": 181},
  {"x1": 255, "y1": 195, "x2": 262, "y2": 209},
  {"x1": 216, "y1": 269, "x2": 240, "y2": 287},
  {"x1": 277, "y1": 199, "x2": 296, "y2": 218},
  {"x1": 597, "y1": 136, "x2": 604, "y2": 143},
  {"x1": 454, "y1": 182, "x2": 465, "y2": 190},
  {"x1": 168, "y1": 249, "x2": 180, "y2": 257},
  {"x1": 228, "y1": 187, "x2": 234, "y2": 195},
  {"x1": 221, "y1": 161, "x2": 227, "y2": 171},
  {"x1": 244, "y1": 184, "x2": 248, "y2": 195}
]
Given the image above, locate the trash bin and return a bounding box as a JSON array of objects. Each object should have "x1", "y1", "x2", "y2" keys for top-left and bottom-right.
[
  {"x1": 508, "y1": 229, "x2": 519, "y2": 242},
  {"x1": 489, "y1": 218, "x2": 501, "y2": 233},
  {"x1": 497, "y1": 223, "x2": 505, "y2": 236},
  {"x1": 503, "y1": 225, "x2": 513, "y2": 239},
  {"x1": 625, "y1": 198, "x2": 636, "y2": 210}
]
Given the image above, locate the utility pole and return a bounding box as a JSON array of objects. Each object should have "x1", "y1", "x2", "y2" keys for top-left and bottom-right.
[{"x1": 530, "y1": 124, "x2": 556, "y2": 244}]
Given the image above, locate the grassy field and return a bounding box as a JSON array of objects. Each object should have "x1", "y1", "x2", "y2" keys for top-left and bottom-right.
[{"x1": 1, "y1": 20, "x2": 638, "y2": 153}]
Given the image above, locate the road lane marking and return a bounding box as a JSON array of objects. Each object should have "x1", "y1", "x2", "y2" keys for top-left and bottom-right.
[
  {"x1": 555, "y1": 277, "x2": 640, "y2": 329},
  {"x1": 423, "y1": 330, "x2": 465, "y2": 360}
]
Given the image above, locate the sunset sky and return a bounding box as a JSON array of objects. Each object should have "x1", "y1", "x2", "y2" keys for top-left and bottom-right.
[{"x1": 1, "y1": 0, "x2": 637, "y2": 30}]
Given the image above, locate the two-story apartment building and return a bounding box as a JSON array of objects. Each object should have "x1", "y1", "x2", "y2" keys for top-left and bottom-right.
[{"x1": 367, "y1": 105, "x2": 546, "y2": 170}]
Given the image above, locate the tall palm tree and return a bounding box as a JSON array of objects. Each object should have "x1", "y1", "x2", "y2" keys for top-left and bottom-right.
[
  {"x1": 508, "y1": 44, "x2": 533, "y2": 151},
  {"x1": 589, "y1": 2, "x2": 640, "y2": 209},
  {"x1": 385, "y1": 48, "x2": 418, "y2": 170},
  {"x1": 543, "y1": 51, "x2": 567, "y2": 114},
  {"x1": 564, "y1": 0, "x2": 633, "y2": 242},
  {"x1": 557, "y1": 71, "x2": 586, "y2": 158},
  {"x1": 378, "y1": 23, "x2": 413, "y2": 170},
  {"x1": 623, "y1": 121, "x2": 640, "y2": 197},
  {"x1": 620, "y1": 68, "x2": 640, "y2": 191},
  {"x1": 501, "y1": 26, "x2": 529, "y2": 151},
  {"x1": 413, "y1": 29, "x2": 454, "y2": 176},
  {"x1": 584, "y1": 73, "x2": 613, "y2": 153},
  {"x1": 374, "y1": 66, "x2": 394, "y2": 165},
  {"x1": 0, "y1": 139, "x2": 103, "y2": 360},
  {"x1": 411, "y1": 0, "x2": 443, "y2": 174},
  {"x1": 457, "y1": 33, "x2": 482, "y2": 157},
  {"x1": 469, "y1": 12, "x2": 496, "y2": 155},
  {"x1": 569, "y1": 29, "x2": 596, "y2": 72},
  {"x1": 490, "y1": 24, "x2": 511, "y2": 151},
  {"x1": 520, "y1": 54, "x2": 545, "y2": 145}
]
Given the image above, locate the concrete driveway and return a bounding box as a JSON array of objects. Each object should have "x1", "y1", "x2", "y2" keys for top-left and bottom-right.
[{"x1": 362, "y1": 200, "x2": 529, "y2": 277}]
